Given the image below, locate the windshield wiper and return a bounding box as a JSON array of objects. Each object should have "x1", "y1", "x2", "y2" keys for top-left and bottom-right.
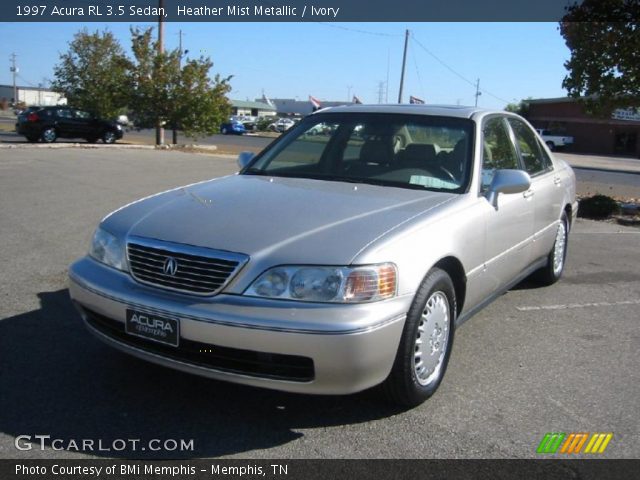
[{"x1": 242, "y1": 167, "x2": 268, "y2": 175}]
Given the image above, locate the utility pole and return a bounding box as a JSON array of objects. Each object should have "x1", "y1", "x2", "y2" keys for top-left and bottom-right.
[
  {"x1": 156, "y1": 0, "x2": 165, "y2": 146},
  {"x1": 10, "y1": 53, "x2": 18, "y2": 107},
  {"x1": 173, "y1": 29, "x2": 185, "y2": 145},
  {"x1": 376, "y1": 81, "x2": 386, "y2": 104},
  {"x1": 474, "y1": 78, "x2": 482, "y2": 107},
  {"x1": 397, "y1": 29, "x2": 409, "y2": 104}
]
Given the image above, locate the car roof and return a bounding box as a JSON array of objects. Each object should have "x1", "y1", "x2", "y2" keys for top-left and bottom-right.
[{"x1": 313, "y1": 104, "x2": 495, "y2": 119}]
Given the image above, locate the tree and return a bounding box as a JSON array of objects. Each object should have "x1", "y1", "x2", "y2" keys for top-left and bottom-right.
[
  {"x1": 504, "y1": 98, "x2": 532, "y2": 116},
  {"x1": 560, "y1": 0, "x2": 640, "y2": 114},
  {"x1": 52, "y1": 29, "x2": 130, "y2": 119},
  {"x1": 129, "y1": 27, "x2": 232, "y2": 143}
]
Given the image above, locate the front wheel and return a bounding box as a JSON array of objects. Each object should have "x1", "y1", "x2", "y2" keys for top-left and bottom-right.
[
  {"x1": 533, "y1": 213, "x2": 569, "y2": 285},
  {"x1": 383, "y1": 268, "x2": 456, "y2": 407},
  {"x1": 102, "y1": 131, "x2": 117, "y2": 144}
]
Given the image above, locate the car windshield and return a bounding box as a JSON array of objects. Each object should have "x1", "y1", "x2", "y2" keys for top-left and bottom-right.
[{"x1": 243, "y1": 112, "x2": 474, "y2": 193}]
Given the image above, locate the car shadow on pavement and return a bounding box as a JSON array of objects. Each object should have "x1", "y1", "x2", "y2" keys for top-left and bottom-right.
[{"x1": 0, "y1": 289, "x2": 406, "y2": 459}]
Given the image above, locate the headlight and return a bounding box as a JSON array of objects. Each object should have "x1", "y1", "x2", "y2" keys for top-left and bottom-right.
[
  {"x1": 245, "y1": 264, "x2": 397, "y2": 303},
  {"x1": 89, "y1": 227, "x2": 127, "y2": 271}
]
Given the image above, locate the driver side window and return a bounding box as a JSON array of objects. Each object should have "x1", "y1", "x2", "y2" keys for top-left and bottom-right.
[{"x1": 481, "y1": 117, "x2": 519, "y2": 191}]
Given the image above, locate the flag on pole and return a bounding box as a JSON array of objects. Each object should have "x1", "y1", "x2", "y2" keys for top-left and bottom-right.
[
  {"x1": 309, "y1": 95, "x2": 322, "y2": 109},
  {"x1": 409, "y1": 96, "x2": 425, "y2": 104},
  {"x1": 262, "y1": 93, "x2": 274, "y2": 107},
  {"x1": 352, "y1": 95, "x2": 362, "y2": 104}
]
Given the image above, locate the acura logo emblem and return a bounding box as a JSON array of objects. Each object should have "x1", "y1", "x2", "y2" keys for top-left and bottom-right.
[{"x1": 163, "y1": 257, "x2": 178, "y2": 276}]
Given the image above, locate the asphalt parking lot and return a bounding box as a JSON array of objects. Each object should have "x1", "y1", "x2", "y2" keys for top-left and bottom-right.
[{"x1": 0, "y1": 148, "x2": 638, "y2": 459}]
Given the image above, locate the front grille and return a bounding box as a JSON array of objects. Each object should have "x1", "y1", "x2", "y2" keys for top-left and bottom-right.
[
  {"x1": 82, "y1": 308, "x2": 315, "y2": 382},
  {"x1": 127, "y1": 239, "x2": 247, "y2": 295}
]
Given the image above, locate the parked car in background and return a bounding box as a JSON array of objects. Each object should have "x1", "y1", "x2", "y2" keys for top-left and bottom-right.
[
  {"x1": 268, "y1": 117, "x2": 296, "y2": 133},
  {"x1": 220, "y1": 120, "x2": 246, "y2": 135},
  {"x1": 237, "y1": 116, "x2": 257, "y2": 132},
  {"x1": 16, "y1": 106, "x2": 123, "y2": 143},
  {"x1": 69, "y1": 105, "x2": 577, "y2": 407},
  {"x1": 535, "y1": 129, "x2": 574, "y2": 151}
]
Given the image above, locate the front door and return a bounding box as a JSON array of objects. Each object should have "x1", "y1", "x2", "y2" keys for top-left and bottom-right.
[{"x1": 479, "y1": 116, "x2": 535, "y2": 294}]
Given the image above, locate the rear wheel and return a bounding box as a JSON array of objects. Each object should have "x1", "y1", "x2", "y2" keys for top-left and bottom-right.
[
  {"x1": 41, "y1": 128, "x2": 57, "y2": 143},
  {"x1": 534, "y1": 212, "x2": 569, "y2": 285},
  {"x1": 383, "y1": 268, "x2": 456, "y2": 407}
]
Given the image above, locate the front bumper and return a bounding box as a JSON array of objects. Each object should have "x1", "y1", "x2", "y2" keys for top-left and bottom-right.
[{"x1": 68, "y1": 256, "x2": 409, "y2": 394}]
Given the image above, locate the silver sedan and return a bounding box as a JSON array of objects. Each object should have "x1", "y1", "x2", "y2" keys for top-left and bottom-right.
[{"x1": 69, "y1": 105, "x2": 577, "y2": 406}]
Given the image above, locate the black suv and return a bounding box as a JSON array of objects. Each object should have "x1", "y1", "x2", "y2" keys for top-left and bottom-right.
[{"x1": 16, "y1": 106, "x2": 123, "y2": 144}]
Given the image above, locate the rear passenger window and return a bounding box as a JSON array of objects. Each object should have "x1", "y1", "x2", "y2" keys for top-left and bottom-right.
[
  {"x1": 56, "y1": 109, "x2": 72, "y2": 119},
  {"x1": 507, "y1": 118, "x2": 551, "y2": 176},
  {"x1": 481, "y1": 117, "x2": 519, "y2": 191}
]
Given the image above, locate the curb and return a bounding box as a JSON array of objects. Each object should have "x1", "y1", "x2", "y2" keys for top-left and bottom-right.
[
  {"x1": 0, "y1": 143, "x2": 226, "y2": 152},
  {"x1": 0, "y1": 143, "x2": 156, "y2": 150}
]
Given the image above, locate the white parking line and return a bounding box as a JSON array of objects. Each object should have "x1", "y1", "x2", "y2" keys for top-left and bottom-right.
[{"x1": 516, "y1": 299, "x2": 640, "y2": 311}]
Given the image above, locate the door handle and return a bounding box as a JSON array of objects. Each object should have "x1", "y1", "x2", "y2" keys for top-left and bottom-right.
[{"x1": 523, "y1": 189, "x2": 535, "y2": 199}]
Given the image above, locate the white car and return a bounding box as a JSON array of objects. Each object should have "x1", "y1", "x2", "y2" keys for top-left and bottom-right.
[{"x1": 269, "y1": 118, "x2": 296, "y2": 133}]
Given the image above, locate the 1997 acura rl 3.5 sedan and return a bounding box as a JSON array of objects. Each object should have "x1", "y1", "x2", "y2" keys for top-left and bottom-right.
[{"x1": 69, "y1": 105, "x2": 577, "y2": 406}]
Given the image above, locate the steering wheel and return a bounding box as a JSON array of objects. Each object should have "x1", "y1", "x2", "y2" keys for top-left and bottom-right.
[{"x1": 437, "y1": 165, "x2": 457, "y2": 182}]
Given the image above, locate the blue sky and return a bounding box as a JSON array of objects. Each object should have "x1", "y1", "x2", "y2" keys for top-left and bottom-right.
[{"x1": 0, "y1": 22, "x2": 570, "y2": 108}]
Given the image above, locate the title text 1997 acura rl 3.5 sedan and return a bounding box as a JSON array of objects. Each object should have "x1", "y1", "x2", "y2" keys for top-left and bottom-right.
[{"x1": 69, "y1": 105, "x2": 577, "y2": 406}]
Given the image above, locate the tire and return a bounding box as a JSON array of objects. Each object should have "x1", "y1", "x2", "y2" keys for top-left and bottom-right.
[
  {"x1": 41, "y1": 127, "x2": 57, "y2": 143},
  {"x1": 546, "y1": 141, "x2": 555, "y2": 151},
  {"x1": 533, "y1": 212, "x2": 569, "y2": 285},
  {"x1": 221, "y1": 127, "x2": 228, "y2": 135},
  {"x1": 383, "y1": 268, "x2": 456, "y2": 407},
  {"x1": 102, "y1": 131, "x2": 117, "y2": 144}
]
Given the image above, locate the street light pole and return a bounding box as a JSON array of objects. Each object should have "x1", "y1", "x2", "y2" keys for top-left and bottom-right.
[{"x1": 155, "y1": 0, "x2": 165, "y2": 146}]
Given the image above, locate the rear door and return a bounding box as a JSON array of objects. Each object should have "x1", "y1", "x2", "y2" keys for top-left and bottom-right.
[
  {"x1": 54, "y1": 108, "x2": 75, "y2": 137},
  {"x1": 506, "y1": 118, "x2": 563, "y2": 262},
  {"x1": 71, "y1": 109, "x2": 94, "y2": 138}
]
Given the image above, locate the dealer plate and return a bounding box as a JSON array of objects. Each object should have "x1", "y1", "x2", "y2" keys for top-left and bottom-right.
[{"x1": 125, "y1": 309, "x2": 179, "y2": 347}]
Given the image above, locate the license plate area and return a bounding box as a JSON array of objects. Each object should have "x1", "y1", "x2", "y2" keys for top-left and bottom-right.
[{"x1": 125, "y1": 309, "x2": 179, "y2": 347}]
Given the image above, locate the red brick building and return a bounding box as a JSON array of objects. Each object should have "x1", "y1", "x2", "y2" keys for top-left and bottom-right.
[{"x1": 527, "y1": 97, "x2": 640, "y2": 157}]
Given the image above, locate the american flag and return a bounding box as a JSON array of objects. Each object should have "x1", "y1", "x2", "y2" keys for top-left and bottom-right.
[
  {"x1": 309, "y1": 95, "x2": 322, "y2": 108},
  {"x1": 409, "y1": 96, "x2": 425, "y2": 104},
  {"x1": 352, "y1": 95, "x2": 362, "y2": 104}
]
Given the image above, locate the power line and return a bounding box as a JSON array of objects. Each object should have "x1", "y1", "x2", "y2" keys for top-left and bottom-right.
[
  {"x1": 410, "y1": 33, "x2": 510, "y2": 105},
  {"x1": 316, "y1": 23, "x2": 402, "y2": 37},
  {"x1": 410, "y1": 41, "x2": 425, "y2": 100}
]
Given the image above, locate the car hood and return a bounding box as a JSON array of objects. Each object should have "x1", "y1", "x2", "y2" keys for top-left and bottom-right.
[{"x1": 103, "y1": 174, "x2": 455, "y2": 265}]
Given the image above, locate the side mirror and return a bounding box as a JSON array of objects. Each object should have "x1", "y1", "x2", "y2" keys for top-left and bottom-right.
[
  {"x1": 237, "y1": 151, "x2": 255, "y2": 170},
  {"x1": 485, "y1": 169, "x2": 531, "y2": 208}
]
